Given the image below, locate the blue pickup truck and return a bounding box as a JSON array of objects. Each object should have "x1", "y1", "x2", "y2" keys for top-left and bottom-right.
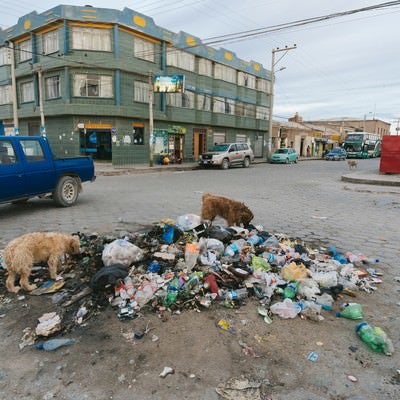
[{"x1": 0, "y1": 136, "x2": 95, "y2": 207}]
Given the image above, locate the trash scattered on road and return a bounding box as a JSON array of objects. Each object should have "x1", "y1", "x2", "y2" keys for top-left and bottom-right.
[{"x1": 0, "y1": 211, "x2": 392, "y2": 356}]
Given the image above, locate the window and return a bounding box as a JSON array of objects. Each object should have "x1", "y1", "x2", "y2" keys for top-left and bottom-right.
[
  {"x1": 236, "y1": 102, "x2": 256, "y2": 118},
  {"x1": 134, "y1": 37, "x2": 154, "y2": 62},
  {"x1": 256, "y1": 106, "x2": 268, "y2": 120},
  {"x1": 72, "y1": 26, "x2": 112, "y2": 51},
  {"x1": 19, "y1": 39, "x2": 32, "y2": 62},
  {"x1": 167, "y1": 91, "x2": 194, "y2": 108},
  {"x1": 238, "y1": 71, "x2": 256, "y2": 89},
  {"x1": 43, "y1": 30, "x2": 59, "y2": 54},
  {"x1": 21, "y1": 81, "x2": 34, "y2": 103},
  {"x1": 45, "y1": 76, "x2": 60, "y2": 99},
  {"x1": 257, "y1": 78, "x2": 270, "y2": 92},
  {"x1": 214, "y1": 63, "x2": 236, "y2": 83},
  {"x1": 196, "y1": 93, "x2": 211, "y2": 111},
  {"x1": 198, "y1": 58, "x2": 212, "y2": 76},
  {"x1": 0, "y1": 141, "x2": 16, "y2": 164},
  {"x1": 134, "y1": 81, "x2": 149, "y2": 103},
  {"x1": 20, "y1": 139, "x2": 45, "y2": 162},
  {"x1": 166, "y1": 48, "x2": 195, "y2": 71},
  {"x1": 0, "y1": 85, "x2": 11, "y2": 105},
  {"x1": 0, "y1": 47, "x2": 10, "y2": 66},
  {"x1": 213, "y1": 96, "x2": 235, "y2": 115},
  {"x1": 73, "y1": 74, "x2": 113, "y2": 97}
]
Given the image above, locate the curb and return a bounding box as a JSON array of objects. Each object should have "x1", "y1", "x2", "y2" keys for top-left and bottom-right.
[{"x1": 341, "y1": 173, "x2": 400, "y2": 187}]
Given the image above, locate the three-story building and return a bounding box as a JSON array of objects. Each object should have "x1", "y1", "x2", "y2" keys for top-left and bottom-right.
[{"x1": 0, "y1": 5, "x2": 271, "y2": 165}]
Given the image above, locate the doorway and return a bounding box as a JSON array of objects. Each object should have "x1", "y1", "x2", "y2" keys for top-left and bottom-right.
[
  {"x1": 80, "y1": 129, "x2": 112, "y2": 160},
  {"x1": 193, "y1": 129, "x2": 206, "y2": 160}
]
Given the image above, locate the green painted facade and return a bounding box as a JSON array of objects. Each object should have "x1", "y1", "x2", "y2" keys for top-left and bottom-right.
[{"x1": 0, "y1": 5, "x2": 271, "y2": 164}]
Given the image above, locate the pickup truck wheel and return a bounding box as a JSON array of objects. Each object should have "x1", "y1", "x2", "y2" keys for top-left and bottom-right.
[
  {"x1": 53, "y1": 176, "x2": 79, "y2": 207},
  {"x1": 221, "y1": 158, "x2": 230, "y2": 170},
  {"x1": 243, "y1": 157, "x2": 250, "y2": 168}
]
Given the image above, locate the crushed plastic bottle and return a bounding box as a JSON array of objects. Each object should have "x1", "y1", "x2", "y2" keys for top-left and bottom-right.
[
  {"x1": 283, "y1": 281, "x2": 299, "y2": 299},
  {"x1": 224, "y1": 239, "x2": 247, "y2": 257},
  {"x1": 124, "y1": 276, "x2": 135, "y2": 300},
  {"x1": 356, "y1": 322, "x2": 394, "y2": 356},
  {"x1": 247, "y1": 234, "x2": 262, "y2": 246},
  {"x1": 163, "y1": 277, "x2": 179, "y2": 307},
  {"x1": 226, "y1": 288, "x2": 248, "y2": 300},
  {"x1": 36, "y1": 338, "x2": 75, "y2": 351}
]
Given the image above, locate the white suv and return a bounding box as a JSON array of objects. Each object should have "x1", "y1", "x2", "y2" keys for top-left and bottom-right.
[{"x1": 199, "y1": 143, "x2": 255, "y2": 169}]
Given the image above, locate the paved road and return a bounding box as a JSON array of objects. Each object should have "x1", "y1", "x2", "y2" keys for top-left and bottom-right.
[
  {"x1": 1, "y1": 158, "x2": 399, "y2": 258},
  {"x1": 1, "y1": 157, "x2": 400, "y2": 400}
]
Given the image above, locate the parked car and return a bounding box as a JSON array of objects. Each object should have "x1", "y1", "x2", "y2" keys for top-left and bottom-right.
[
  {"x1": 198, "y1": 143, "x2": 254, "y2": 169},
  {"x1": 270, "y1": 148, "x2": 298, "y2": 164},
  {"x1": 0, "y1": 136, "x2": 95, "y2": 206},
  {"x1": 324, "y1": 147, "x2": 347, "y2": 161}
]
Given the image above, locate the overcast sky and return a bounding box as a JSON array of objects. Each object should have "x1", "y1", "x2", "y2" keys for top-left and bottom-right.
[{"x1": 2, "y1": 0, "x2": 400, "y2": 131}]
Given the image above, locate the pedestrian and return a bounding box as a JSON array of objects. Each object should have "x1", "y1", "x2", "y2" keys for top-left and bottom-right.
[{"x1": 306, "y1": 145, "x2": 311, "y2": 157}]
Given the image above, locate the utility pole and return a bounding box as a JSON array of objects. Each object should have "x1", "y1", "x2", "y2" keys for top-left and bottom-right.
[
  {"x1": 37, "y1": 67, "x2": 46, "y2": 136},
  {"x1": 148, "y1": 72, "x2": 154, "y2": 167},
  {"x1": 267, "y1": 44, "x2": 296, "y2": 161},
  {"x1": 8, "y1": 41, "x2": 19, "y2": 135}
]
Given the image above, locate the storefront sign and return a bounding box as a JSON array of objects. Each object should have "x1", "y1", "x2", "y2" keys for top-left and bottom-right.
[
  {"x1": 168, "y1": 125, "x2": 187, "y2": 135},
  {"x1": 154, "y1": 75, "x2": 185, "y2": 93}
]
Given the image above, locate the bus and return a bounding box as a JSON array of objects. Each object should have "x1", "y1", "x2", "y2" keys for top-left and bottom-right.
[{"x1": 343, "y1": 132, "x2": 382, "y2": 158}]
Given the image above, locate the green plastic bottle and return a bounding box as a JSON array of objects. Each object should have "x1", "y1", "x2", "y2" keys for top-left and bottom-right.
[
  {"x1": 356, "y1": 322, "x2": 394, "y2": 355},
  {"x1": 283, "y1": 281, "x2": 299, "y2": 299},
  {"x1": 336, "y1": 303, "x2": 363, "y2": 319},
  {"x1": 163, "y1": 277, "x2": 179, "y2": 307}
]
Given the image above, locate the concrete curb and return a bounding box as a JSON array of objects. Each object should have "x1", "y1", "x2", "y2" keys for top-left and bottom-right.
[{"x1": 341, "y1": 170, "x2": 400, "y2": 187}]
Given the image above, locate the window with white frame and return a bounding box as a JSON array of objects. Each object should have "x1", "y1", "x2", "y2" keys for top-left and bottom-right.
[
  {"x1": 167, "y1": 91, "x2": 194, "y2": 108},
  {"x1": 166, "y1": 48, "x2": 195, "y2": 71},
  {"x1": 238, "y1": 71, "x2": 256, "y2": 89},
  {"x1": 134, "y1": 36, "x2": 155, "y2": 62},
  {"x1": 196, "y1": 93, "x2": 211, "y2": 111},
  {"x1": 71, "y1": 26, "x2": 112, "y2": 51},
  {"x1": 198, "y1": 58, "x2": 212, "y2": 76},
  {"x1": 256, "y1": 105, "x2": 268, "y2": 120},
  {"x1": 45, "y1": 76, "x2": 60, "y2": 99},
  {"x1": 0, "y1": 47, "x2": 10, "y2": 66},
  {"x1": 21, "y1": 81, "x2": 34, "y2": 103},
  {"x1": 0, "y1": 85, "x2": 11, "y2": 104},
  {"x1": 214, "y1": 63, "x2": 236, "y2": 84},
  {"x1": 257, "y1": 78, "x2": 270, "y2": 92},
  {"x1": 134, "y1": 81, "x2": 149, "y2": 103},
  {"x1": 73, "y1": 73, "x2": 113, "y2": 97},
  {"x1": 19, "y1": 39, "x2": 32, "y2": 62},
  {"x1": 213, "y1": 96, "x2": 235, "y2": 115},
  {"x1": 43, "y1": 30, "x2": 59, "y2": 54}
]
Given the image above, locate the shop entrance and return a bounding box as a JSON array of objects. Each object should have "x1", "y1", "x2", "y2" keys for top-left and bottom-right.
[
  {"x1": 80, "y1": 129, "x2": 112, "y2": 160},
  {"x1": 168, "y1": 134, "x2": 184, "y2": 163}
]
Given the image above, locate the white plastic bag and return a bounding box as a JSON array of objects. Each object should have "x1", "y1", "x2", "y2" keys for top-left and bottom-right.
[
  {"x1": 102, "y1": 239, "x2": 144, "y2": 267},
  {"x1": 176, "y1": 214, "x2": 202, "y2": 231},
  {"x1": 270, "y1": 298, "x2": 301, "y2": 319}
]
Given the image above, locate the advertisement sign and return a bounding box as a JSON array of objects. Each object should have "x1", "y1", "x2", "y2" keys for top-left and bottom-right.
[{"x1": 154, "y1": 75, "x2": 185, "y2": 93}]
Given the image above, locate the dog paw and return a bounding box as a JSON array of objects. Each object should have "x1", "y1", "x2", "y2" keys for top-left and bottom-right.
[
  {"x1": 25, "y1": 284, "x2": 38, "y2": 292},
  {"x1": 8, "y1": 286, "x2": 21, "y2": 294}
]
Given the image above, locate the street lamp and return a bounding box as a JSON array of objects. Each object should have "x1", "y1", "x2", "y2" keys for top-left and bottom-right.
[{"x1": 266, "y1": 45, "x2": 296, "y2": 161}]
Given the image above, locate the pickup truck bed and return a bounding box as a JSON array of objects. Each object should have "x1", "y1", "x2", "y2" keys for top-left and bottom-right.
[{"x1": 0, "y1": 136, "x2": 96, "y2": 206}]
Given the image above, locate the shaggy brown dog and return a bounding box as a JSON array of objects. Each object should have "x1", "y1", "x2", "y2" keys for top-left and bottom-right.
[
  {"x1": 201, "y1": 193, "x2": 254, "y2": 227},
  {"x1": 347, "y1": 159, "x2": 358, "y2": 169},
  {"x1": 4, "y1": 232, "x2": 80, "y2": 293}
]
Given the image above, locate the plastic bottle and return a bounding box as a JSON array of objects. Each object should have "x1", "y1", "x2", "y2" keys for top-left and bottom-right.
[
  {"x1": 336, "y1": 302, "x2": 363, "y2": 319},
  {"x1": 356, "y1": 322, "x2": 394, "y2": 355},
  {"x1": 163, "y1": 277, "x2": 179, "y2": 307},
  {"x1": 224, "y1": 238, "x2": 247, "y2": 257},
  {"x1": 261, "y1": 235, "x2": 280, "y2": 248},
  {"x1": 123, "y1": 276, "x2": 135, "y2": 300},
  {"x1": 36, "y1": 338, "x2": 75, "y2": 351},
  {"x1": 226, "y1": 288, "x2": 248, "y2": 300},
  {"x1": 364, "y1": 257, "x2": 380, "y2": 265},
  {"x1": 264, "y1": 252, "x2": 286, "y2": 267},
  {"x1": 283, "y1": 281, "x2": 299, "y2": 299},
  {"x1": 247, "y1": 234, "x2": 262, "y2": 246}
]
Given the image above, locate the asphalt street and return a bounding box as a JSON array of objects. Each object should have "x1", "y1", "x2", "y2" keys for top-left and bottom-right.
[{"x1": 1, "y1": 158, "x2": 399, "y2": 259}]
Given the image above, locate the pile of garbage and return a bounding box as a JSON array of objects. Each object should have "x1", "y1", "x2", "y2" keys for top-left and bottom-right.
[{"x1": 0, "y1": 213, "x2": 393, "y2": 355}]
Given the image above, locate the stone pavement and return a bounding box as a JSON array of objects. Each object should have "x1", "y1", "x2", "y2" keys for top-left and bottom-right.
[{"x1": 94, "y1": 158, "x2": 400, "y2": 187}]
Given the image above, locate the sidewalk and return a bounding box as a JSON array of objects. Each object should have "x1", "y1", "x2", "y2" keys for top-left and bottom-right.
[{"x1": 94, "y1": 159, "x2": 400, "y2": 187}]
